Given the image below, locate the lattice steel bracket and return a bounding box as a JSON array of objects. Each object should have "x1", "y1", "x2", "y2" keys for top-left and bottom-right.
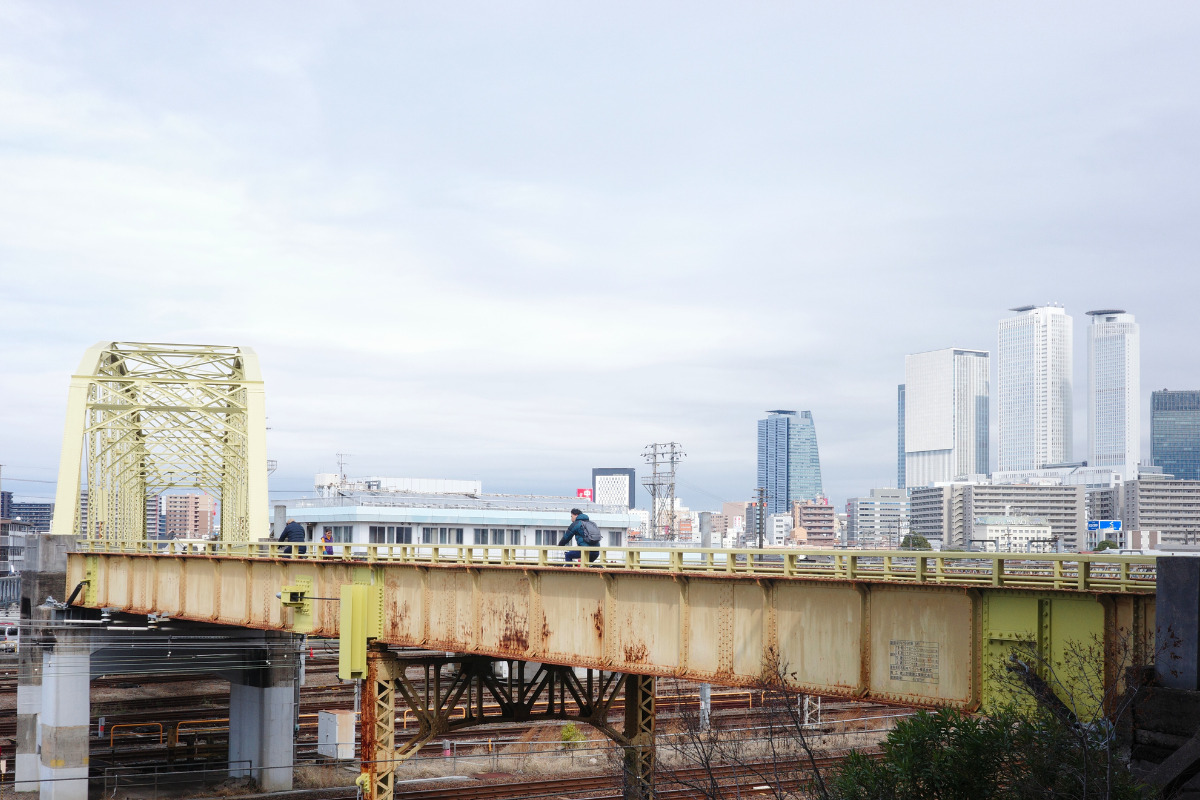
[
  {"x1": 359, "y1": 650, "x2": 656, "y2": 800},
  {"x1": 51, "y1": 342, "x2": 267, "y2": 542}
]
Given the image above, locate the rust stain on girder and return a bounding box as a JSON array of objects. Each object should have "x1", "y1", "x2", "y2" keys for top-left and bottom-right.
[
  {"x1": 498, "y1": 608, "x2": 529, "y2": 654},
  {"x1": 623, "y1": 642, "x2": 650, "y2": 664}
]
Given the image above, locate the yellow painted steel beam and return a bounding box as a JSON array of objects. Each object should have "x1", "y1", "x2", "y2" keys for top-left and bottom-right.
[
  {"x1": 66, "y1": 545, "x2": 1156, "y2": 711},
  {"x1": 50, "y1": 342, "x2": 267, "y2": 542}
]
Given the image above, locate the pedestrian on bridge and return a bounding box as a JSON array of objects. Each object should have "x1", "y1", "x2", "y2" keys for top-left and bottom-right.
[
  {"x1": 559, "y1": 509, "x2": 601, "y2": 564},
  {"x1": 279, "y1": 518, "x2": 307, "y2": 556}
]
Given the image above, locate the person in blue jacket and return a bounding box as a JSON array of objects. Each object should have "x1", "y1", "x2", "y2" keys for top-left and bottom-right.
[
  {"x1": 278, "y1": 518, "x2": 307, "y2": 556},
  {"x1": 557, "y1": 508, "x2": 600, "y2": 564}
]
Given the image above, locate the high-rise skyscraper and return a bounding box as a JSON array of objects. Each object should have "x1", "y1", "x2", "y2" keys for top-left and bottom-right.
[
  {"x1": 998, "y1": 305, "x2": 1073, "y2": 471},
  {"x1": 901, "y1": 348, "x2": 990, "y2": 487},
  {"x1": 1151, "y1": 390, "x2": 1200, "y2": 480},
  {"x1": 756, "y1": 410, "x2": 823, "y2": 514},
  {"x1": 897, "y1": 385, "x2": 906, "y2": 489},
  {"x1": 1087, "y1": 310, "x2": 1140, "y2": 478}
]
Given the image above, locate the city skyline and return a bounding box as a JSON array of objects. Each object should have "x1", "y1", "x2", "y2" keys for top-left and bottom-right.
[{"x1": 1, "y1": 4, "x2": 1199, "y2": 509}]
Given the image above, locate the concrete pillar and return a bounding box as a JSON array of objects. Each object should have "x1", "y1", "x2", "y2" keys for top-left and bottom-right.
[
  {"x1": 698, "y1": 683, "x2": 711, "y2": 730},
  {"x1": 14, "y1": 643, "x2": 42, "y2": 793},
  {"x1": 699, "y1": 512, "x2": 713, "y2": 549},
  {"x1": 16, "y1": 533, "x2": 70, "y2": 796},
  {"x1": 227, "y1": 634, "x2": 296, "y2": 791},
  {"x1": 272, "y1": 505, "x2": 287, "y2": 540},
  {"x1": 38, "y1": 631, "x2": 91, "y2": 800}
]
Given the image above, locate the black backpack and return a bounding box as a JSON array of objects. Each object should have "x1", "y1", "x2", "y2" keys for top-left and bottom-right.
[{"x1": 580, "y1": 519, "x2": 603, "y2": 545}]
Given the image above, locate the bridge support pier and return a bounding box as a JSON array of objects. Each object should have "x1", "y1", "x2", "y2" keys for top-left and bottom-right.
[
  {"x1": 226, "y1": 633, "x2": 297, "y2": 792},
  {"x1": 357, "y1": 648, "x2": 657, "y2": 800},
  {"x1": 15, "y1": 641, "x2": 42, "y2": 795},
  {"x1": 38, "y1": 631, "x2": 91, "y2": 800}
]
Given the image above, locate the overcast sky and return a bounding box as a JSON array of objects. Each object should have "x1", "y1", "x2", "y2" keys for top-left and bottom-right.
[{"x1": 1, "y1": 2, "x2": 1198, "y2": 510}]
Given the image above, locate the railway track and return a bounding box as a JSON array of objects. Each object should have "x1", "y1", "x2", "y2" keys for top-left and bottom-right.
[
  {"x1": 251, "y1": 752, "x2": 879, "y2": 800},
  {"x1": 0, "y1": 651, "x2": 906, "y2": 792}
]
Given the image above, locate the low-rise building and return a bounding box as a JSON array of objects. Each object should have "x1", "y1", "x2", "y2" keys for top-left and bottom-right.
[
  {"x1": 278, "y1": 477, "x2": 637, "y2": 552},
  {"x1": 959, "y1": 484, "x2": 1086, "y2": 551},
  {"x1": 971, "y1": 515, "x2": 1053, "y2": 553},
  {"x1": 9, "y1": 501, "x2": 53, "y2": 533},
  {"x1": 163, "y1": 493, "x2": 216, "y2": 539},
  {"x1": 792, "y1": 501, "x2": 835, "y2": 546},
  {"x1": 766, "y1": 513, "x2": 793, "y2": 546},
  {"x1": 909, "y1": 482, "x2": 1087, "y2": 550},
  {"x1": 845, "y1": 489, "x2": 908, "y2": 548},
  {"x1": 1120, "y1": 473, "x2": 1200, "y2": 545}
]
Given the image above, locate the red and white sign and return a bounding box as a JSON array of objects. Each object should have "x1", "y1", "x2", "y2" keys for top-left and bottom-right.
[{"x1": 576, "y1": 488, "x2": 593, "y2": 501}]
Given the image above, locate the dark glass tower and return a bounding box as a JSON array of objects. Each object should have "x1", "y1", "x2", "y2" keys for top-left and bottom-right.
[
  {"x1": 756, "y1": 410, "x2": 824, "y2": 514},
  {"x1": 1151, "y1": 390, "x2": 1200, "y2": 480}
]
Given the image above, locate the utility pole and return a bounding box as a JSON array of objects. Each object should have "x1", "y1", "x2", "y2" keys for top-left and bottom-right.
[
  {"x1": 641, "y1": 443, "x2": 685, "y2": 540},
  {"x1": 756, "y1": 486, "x2": 766, "y2": 549}
]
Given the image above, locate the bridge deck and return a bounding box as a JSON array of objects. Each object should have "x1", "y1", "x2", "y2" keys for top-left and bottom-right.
[{"x1": 68, "y1": 543, "x2": 1157, "y2": 710}]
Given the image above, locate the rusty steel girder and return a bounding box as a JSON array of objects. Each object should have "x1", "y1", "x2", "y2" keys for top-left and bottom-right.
[{"x1": 67, "y1": 551, "x2": 1157, "y2": 713}]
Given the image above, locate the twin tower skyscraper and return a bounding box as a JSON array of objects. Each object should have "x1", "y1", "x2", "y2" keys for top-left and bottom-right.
[{"x1": 899, "y1": 305, "x2": 1141, "y2": 487}]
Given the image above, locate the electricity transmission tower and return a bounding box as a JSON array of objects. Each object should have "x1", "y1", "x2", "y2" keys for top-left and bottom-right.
[{"x1": 641, "y1": 443, "x2": 685, "y2": 540}]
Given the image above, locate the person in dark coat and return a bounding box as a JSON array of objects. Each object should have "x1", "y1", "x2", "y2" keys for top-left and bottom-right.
[
  {"x1": 279, "y1": 518, "x2": 307, "y2": 556},
  {"x1": 558, "y1": 509, "x2": 599, "y2": 564}
]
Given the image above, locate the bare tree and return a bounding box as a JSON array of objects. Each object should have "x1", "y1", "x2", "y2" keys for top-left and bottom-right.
[{"x1": 660, "y1": 658, "x2": 832, "y2": 800}]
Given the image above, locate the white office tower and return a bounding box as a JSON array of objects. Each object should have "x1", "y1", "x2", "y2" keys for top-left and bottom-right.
[
  {"x1": 903, "y1": 348, "x2": 990, "y2": 486},
  {"x1": 1087, "y1": 310, "x2": 1140, "y2": 479},
  {"x1": 998, "y1": 305, "x2": 1074, "y2": 471}
]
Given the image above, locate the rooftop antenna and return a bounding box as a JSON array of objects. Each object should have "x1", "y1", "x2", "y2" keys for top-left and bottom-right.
[{"x1": 336, "y1": 453, "x2": 352, "y2": 485}]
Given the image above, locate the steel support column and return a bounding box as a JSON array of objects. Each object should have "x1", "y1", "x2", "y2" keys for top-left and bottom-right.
[
  {"x1": 356, "y1": 650, "x2": 655, "y2": 800},
  {"x1": 622, "y1": 674, "x2": 656, "y2": 800},
  {"x1": 361, "y1": 645, "x2": 398, "y2": 800}
]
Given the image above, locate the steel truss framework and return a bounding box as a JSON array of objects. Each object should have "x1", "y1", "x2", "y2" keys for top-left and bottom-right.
[
  {"x1": 362, "y1": 648, "x2": 657, "y2": 800},
  {"x1": 52, "y1": 342, "x2": 267, "y2": 541}
]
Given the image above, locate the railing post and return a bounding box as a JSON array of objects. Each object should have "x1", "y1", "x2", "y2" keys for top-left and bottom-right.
[{"x1": 1078, "y1": 559, "x2": 1090, "y2": 592}]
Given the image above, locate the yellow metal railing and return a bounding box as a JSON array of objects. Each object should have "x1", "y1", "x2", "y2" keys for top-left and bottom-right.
[{"x1": 73, "y1": 539, "x2": 1157, "y2": 593}]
